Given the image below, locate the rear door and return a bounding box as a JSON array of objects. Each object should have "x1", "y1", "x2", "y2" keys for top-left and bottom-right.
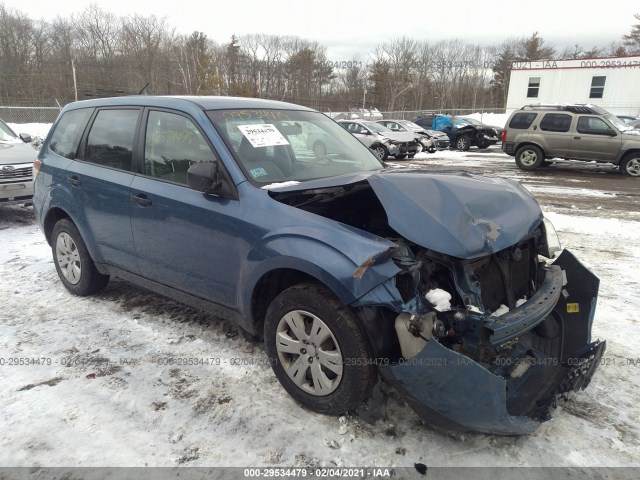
[
  {"x1": 571, "y1": 116, "x2": 621, "y2": 161},
  {"x1": 129, "y1": 109, "x2": 242, "y2": 307},
  {"x1": 536, "y1": 113, "x2": 573, "y2": 157},
  {"x1": 69, "y1": 108, "x2": 141, "y2": 272}
]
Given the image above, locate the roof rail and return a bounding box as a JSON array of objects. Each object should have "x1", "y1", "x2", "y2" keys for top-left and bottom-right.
[{"x1": 520, "y1": 103, "x2": 606, "y2": 114}]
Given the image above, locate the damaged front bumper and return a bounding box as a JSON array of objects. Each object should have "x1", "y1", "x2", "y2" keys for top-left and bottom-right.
[{"x1": 378, "y1": 249, "x2": 606, "y2": 435}]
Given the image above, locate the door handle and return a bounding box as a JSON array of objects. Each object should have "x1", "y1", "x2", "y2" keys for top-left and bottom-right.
[
  {"x1": 573, "y1": 136, "x2": 581, "y2": 140},
  {"x1": 67, "y1": 176, "x2": 80, "y2": 186},
  {"x1": 130, "y1": 194, "x2": 152, "y2": 206}
]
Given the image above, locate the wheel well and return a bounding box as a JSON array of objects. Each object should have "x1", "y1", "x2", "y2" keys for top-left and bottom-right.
[
  {"x1": 621, "y1": 149, "x2": 640, "y2": 162},
  {"x1": 515, "y1": 143, "x2": 546, "y2": 158},
  {"x1": 251, "y1": 269, "x2": 316, "y2": 336},
  {"x1": 43, "y1": 208, "x2": 71, "y2": 245}
]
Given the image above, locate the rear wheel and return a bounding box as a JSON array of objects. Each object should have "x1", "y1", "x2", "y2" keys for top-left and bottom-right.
[
  {"x1": 395, "y1": 154, "x2": 407, "y2": 160},
  {"x1": 515, "y1": 145, "x2": 544, "y2": 170},
  {"x1": 264, "y1": 283, "x2": 375, "y2": 415},
  {"x1": 455, "y1": 134, "x2": 471, "y2": 151},
  {"x1": 313, "y1": 141, "x2": 327, "y2": 157},
  {"x1": 52, "y1": 219, "x2": 109, "y2": 295},
  {"x1": 620, "y1": 154, "x2": 640, "y2": 176}
]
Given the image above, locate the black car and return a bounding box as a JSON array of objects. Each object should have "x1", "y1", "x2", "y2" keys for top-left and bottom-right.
[{"x1": 412, "y1": 114, "x2": 501, "y2": 151}]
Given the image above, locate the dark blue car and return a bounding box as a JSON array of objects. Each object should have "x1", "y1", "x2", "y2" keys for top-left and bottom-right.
[{"x1": 33, "y1": 96, "x2": 605, "y2": 435}]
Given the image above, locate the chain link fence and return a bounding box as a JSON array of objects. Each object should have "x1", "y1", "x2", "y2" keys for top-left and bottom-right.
[
  {"x1": 0, "y1": 106, "x2": 61, "y2": 124},
  {"x1": 379, "y1": 108, "x2": 505, "y2": 120}
]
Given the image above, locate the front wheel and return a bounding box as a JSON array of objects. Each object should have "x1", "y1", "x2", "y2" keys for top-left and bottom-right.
[
  {"x1": 515, "y1": 145, "x2": 545, "y2": 170},
  {"x1": 620, "y1": 154, "x2": 640, "y2": 177},
  {"x1": 372, "y1": 144, "x2": 389, "y2": 161},
  {"x1": 52, "y1": 219, "x2": 109, "y2": 296},
  {"x1": 264, "y1": 283, "x2": 375, "y2": 415}
]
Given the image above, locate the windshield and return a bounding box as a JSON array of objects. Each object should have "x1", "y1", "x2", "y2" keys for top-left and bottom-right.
[
  {"x1": 459, "y1": 117, "x2": 482, "y2": 126},
  {"x1": 605, "y1": 114, "x2": 632, "y2": 131},
  {"x1": 363, "y1": 122, "x2": 392, "y2": 134},
  {"x1": 398, "y1": 120, "x2": 423, "y2": 130},
  {"x1": 0, "y1": 119, "x2": 18, "y2": 142},
  {"x1": 452, "y1": 117, "x2": 472, "y2": 126},
  {"x1": 207, "y1": 109, "x2": 383, "y2": 185}
]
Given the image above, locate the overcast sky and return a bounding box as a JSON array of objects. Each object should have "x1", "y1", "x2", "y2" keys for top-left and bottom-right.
[{"x1": 3, "y1": 0, "x2": 638, "y2": 59}]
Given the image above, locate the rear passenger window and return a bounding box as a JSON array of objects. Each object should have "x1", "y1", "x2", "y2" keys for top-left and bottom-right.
[
  {"x1": 540, "y1": 114, "x2": 572, "y2": 132},
  {"x1": 508, "y1": 113, "x2": 538, "y2": 129},
  {"x1": 85, "y1": 110, "x2": 139, "y2": 170},
  {"x1": 49, "y1": 108, "x2": 93, "y2": 159},
  {"x1": 144, "y1": 111, "x2": 218, "y2": 185}
]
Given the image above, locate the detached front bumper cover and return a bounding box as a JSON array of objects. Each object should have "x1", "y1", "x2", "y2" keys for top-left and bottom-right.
[{"x1": 379, "y1": 249, "x2": 605, "y2": 435}]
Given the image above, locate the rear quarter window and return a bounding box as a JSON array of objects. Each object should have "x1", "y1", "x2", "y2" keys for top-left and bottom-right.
[
  {"x1": 508, "y1": 112, "x2": 538, "y2": 129},
  {"x1": 49, "y1": 108, "x2": 94, "y2": 159},
  {"x1": 540, "y1": 113, "x2": 572, "y2": 132}
]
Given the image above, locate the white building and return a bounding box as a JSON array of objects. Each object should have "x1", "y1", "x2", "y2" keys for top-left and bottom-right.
[{"x1": 506, "y1": 55, "x2": 640, "y2": 116}]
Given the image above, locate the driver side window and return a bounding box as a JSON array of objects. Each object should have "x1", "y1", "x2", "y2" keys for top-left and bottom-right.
[
  {"x1": 144, "y1": 111, "x2": 218, "y2": 185},
  {"x1": 577, "y1": 117, "x2": 611, "y2": 135}
]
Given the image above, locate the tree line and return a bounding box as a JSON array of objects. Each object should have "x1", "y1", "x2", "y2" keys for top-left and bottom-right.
[{"x1": 1, "y1": 3, "x2": 639, "y2": 112}]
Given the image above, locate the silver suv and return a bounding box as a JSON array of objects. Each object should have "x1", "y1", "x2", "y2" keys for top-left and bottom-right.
[
  {"x1": 502, "y1": 104, "x2": 640, "y2": 176},
  {"x1": 1, "y1": 118, "x2": 35, "y2": 204}
]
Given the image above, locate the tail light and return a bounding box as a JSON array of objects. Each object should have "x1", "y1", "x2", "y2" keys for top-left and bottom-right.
[
  {"x1": 33, "y1": 158, "x2": 42, "y2": 178},
  {"x1": 501, "y1": 129, "x2": 507, "y2": 142}
]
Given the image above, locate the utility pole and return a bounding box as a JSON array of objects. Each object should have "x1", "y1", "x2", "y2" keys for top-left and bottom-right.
[{"x1": 71, "y1": 60, "x2": 78, "y2": 102}]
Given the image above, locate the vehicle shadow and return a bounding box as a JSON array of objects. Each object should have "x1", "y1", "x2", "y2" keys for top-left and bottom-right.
[{"x1": 0, "y1": 204, "x2": 35, "y2": 229}]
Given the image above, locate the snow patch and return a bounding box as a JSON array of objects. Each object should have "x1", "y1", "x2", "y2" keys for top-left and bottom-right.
[
  {"x1": 261, "y1": 181, "x2": 301, "y2": 190},
  {"x1": 425, "y1": 289, "x2": 451, "y2": 312}
]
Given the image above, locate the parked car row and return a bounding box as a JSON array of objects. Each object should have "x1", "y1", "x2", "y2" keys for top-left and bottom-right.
[
  {"x1": 0, "y1": 118, "x2": 36, "y2": 205},
  {"x1": 412, "y1": 113, "x2": 501, "y2": 151}
]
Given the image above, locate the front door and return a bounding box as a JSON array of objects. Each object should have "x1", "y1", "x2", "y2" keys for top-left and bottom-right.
[{"x1": 129, "y1": 109, "x2": 242, "y2": 307}]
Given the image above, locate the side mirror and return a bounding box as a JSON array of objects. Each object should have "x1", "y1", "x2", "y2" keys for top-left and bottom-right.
[
  {"x1": 187, "y1": 162, "x2": 222, "y2": 194},
  {"x1": 19, "y1": 133, "x2": 32, "y2": 143},
  {"x1": 606, "y1": 128, "x2": 617, "y2": 137},
  {"x1": 359, "y1": 129, "x2": 369, "y2": 135}
]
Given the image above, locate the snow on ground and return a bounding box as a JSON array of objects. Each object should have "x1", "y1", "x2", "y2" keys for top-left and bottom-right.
[
  {"x1": 7, "y1": 123, "x2": 52, "y2": 149},
  {"x1": 1, "y1": 131, "x2": 640, "y2": 474},
  {"x1": 462, "y1": 113, "x2": 509, "y2": 128}
]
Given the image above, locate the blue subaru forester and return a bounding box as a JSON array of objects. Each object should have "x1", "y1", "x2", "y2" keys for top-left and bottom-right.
[{"x1": 33, "y1": 96, "x2": 605, "y2": 434}]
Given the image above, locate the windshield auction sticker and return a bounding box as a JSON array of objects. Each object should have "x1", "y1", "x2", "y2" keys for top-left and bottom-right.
[{"x1": 237, "y1": 124, "x2": 290, "y2": 148}]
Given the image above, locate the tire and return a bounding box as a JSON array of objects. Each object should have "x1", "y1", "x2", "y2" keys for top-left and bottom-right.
[
  {"x1": 515, "y1": 145, "x2": 545, "y2": 170},
  {"x1": 52, "y1": 219, "x2": 109, "y2": 296},
  {"x1": 313, "y1": 141, "x2": 327, "y2": 157},
  {"x1": 455, "y1": 134, "x2": 471, "y2": 151},
  {"x1": 395, "y1": 154, "x2": 407, "y2": 160},
  {"x1": 476, "y1": 140, "x2": 489, "y2": 149},
  {"x1": 620, "y1": 154, "x2": 640, "y2": 177},
  {"x1": 264, "y1": 283, "x2": 375, "y2": 415},
  {"x1": 372, "y1": 144, "x2": 389, "y2": 161},
  {"x1": 408, "y1": 153, "x2": 415, "y2": 159}
]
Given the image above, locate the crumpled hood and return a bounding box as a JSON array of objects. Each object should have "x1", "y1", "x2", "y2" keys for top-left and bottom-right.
[{"x1": 366, "y1": 169, "x2": 543, "y2": 259}]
